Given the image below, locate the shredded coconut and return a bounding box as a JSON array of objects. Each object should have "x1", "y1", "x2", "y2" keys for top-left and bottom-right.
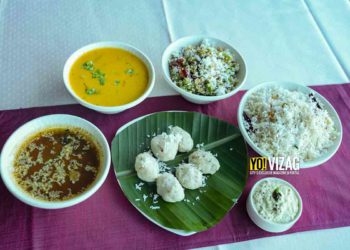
[
  {"x1": 135, "y1": 182, "x2": 144, "y2": 191},
  {"x1": 143, "y1": 194, "x2": 148, "y2": 202},
  {"x1": 243, "y1": 86, "x2": 338, "y2": 161},
  {"x1": 169, "y1": 40, "x2": 240, "y2": 96},
  {"x1": 150, "y1": 205, "x2": 160, "y2": 210}
]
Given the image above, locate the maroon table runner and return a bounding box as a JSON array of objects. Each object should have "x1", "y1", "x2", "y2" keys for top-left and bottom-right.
[{"x1": 1, "y1": 84, "x2": 349, "y2": 249}]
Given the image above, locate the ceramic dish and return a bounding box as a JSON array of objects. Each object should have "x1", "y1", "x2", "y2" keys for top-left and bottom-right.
[
  {"x1": 63, "y1": 41, "x2": 155, "y2": 114},
  {"x1": 246, "y1": 177, "x2": 303, "y2": 233},
  {"x1": 237, "y1": 81, "x2": 343, "y2": 168},
  {"x1": 162, "y1": 36, "x2": 247, "y2": 104},
  {"x1": 0, "y1": 114, "x2": 111, "y2": 209},
  {"x1": 111, "y1": 111, "x2": 248, "y2": 235}
]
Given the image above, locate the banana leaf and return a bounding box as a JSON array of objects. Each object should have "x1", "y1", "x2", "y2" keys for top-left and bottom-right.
[{"x1": 111, "y1": 111, "x2": 248, "y2": 234}]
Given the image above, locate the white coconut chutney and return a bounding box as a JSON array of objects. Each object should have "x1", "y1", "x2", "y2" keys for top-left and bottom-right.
[{"x1": 253, "y1": 180, "x2": 300, "y2": 223}]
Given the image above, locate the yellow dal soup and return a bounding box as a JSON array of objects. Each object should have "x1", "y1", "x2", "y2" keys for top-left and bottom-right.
[{"x1": 69, "y1": 48, "x2": 149, "y2": 106}]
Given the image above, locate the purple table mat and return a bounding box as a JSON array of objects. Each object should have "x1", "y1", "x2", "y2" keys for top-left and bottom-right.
[{"x1": 1, "y1": 84, "x2": 349, "y2": 249}]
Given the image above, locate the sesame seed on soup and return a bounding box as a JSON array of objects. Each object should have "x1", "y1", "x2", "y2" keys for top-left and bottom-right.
[{"x1": 13, "y1": 127, "x2": 102, "y2": 201}]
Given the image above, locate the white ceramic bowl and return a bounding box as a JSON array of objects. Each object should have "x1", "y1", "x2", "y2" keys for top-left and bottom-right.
[
  {"x1": 237, "y1": 81, "x2": 343, "y2": 168},
  {"x1": 63, "y1": 41, "x2": 155, "y2": 114},
  {"x1": 162, "y1": 36, "x2": 247, "y2": 104},
  {"x1": 246, "y1": 177, "x2": 303, "y2": 233},
  {"x1": 0, "y1": 114, "x2": 111, "y2": 209}
]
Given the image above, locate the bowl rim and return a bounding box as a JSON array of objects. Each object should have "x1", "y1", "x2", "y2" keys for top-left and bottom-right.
[
  {"x1": 0, "y1": 114, "x2": 111, "y2": 209},
  {"x1": 63, "y1": 41, "x2": 155, "y2": 112},
  {"x1": 237, "y1": 81, "x2": 343, "y2": 168},
  {"x1": 161, "y1": 35, "x2": 247, "y2": 101},
  {"x1": 248, "y1": 177, "x2": 303, "y2": 226}
]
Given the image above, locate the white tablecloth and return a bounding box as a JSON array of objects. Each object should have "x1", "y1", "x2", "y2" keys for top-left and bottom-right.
[
  {"x1": 1, "y1": 0, "x2": 349, "y2": 110},
  {"x1": 198, "y1": 226, "x2": 350, "y2": 250},
  {"x1": 0, "y1": 0, "x2": 174, "y2": 109},
  {"x1": 305, "y1": 0, "x2": 350, "y2": 78},
  {"x1": 1, "y1": 0, "x2": 349, "y2": 249}
]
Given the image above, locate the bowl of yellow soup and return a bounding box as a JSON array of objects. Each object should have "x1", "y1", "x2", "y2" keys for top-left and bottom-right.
[{"x1": 63, "y1": 42, "x2": 155, "y2": 114}]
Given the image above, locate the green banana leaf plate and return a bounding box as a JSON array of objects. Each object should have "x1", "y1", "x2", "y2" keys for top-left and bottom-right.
[{"x1": 111, "y1": 111, "x2": 248, "y2": 235}]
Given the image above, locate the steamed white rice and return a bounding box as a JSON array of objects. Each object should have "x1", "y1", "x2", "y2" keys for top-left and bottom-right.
[{"x1": 243, "y1": 86, "x2": 338, "y2": 161}]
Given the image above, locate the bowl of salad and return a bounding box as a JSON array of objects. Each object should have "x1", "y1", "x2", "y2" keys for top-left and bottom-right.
[{"x1": 162, "y1": 36, "x2": 247, "y2": 104}]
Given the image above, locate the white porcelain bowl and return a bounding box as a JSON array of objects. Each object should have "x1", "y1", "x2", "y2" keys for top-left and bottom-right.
[
  {"x1": 237, "y1": 81, "x2": 343, "y2": 168},
  {"x1": 63, "y1": 41, "x2": 155, "y2": 114},
  {"x1": 162, "y1": 36, "x2": 247, "y2": 104},
  {"x1": 246, "y1": 177, "x2": 303, "y2": 233},
  {"x1": 0, "y1": 114, "x2": 111, "y2": 209}
]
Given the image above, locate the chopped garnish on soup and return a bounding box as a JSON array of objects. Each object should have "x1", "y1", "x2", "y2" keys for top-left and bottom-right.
[{"x1": 69, "y1": 48, "x2": 148, "y2": 106}]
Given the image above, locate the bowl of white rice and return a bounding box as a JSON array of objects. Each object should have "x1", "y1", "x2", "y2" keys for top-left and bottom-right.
[{"x1": 237, "y1": 81, "x2": 342, "y2": 168}]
